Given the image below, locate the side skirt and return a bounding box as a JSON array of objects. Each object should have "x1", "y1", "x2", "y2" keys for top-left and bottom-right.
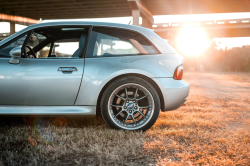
[{"x1": 0, "y1": 105, "x2": 96, "y2": 115}]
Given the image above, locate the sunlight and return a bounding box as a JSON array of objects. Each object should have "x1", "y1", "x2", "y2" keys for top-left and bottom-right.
[{"x1": 177, "y1": 26, "x2": 209, "y2": 56}]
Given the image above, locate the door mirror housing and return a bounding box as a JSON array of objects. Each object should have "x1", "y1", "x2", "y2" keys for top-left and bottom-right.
[{"x1": 9, "y1": 46, "x2": 22, "y2": 64}]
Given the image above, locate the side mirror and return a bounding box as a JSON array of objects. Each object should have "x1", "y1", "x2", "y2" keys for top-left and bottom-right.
[{"x1": 9, "y1": 46, "x2": 22, "y2": 64}]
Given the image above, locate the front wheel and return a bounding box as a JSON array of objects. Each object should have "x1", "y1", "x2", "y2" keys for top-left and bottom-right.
[{"x1": 101, "y1": 76, "x2": 160, "y2": 131}]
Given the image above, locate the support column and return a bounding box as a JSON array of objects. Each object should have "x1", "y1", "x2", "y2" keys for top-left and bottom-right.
[
  {"x1": 128, "y1": 0, "x2": 154, "y2": 27},
  {"x1": 10, "y1": 22, "x2": 15, "y2": 35},
  {"x1": 132, "y1": 10, "x2": 140, "y2": 26},
  {"x1": 141, "y1": 16, "x2": 152, "y2": 28}
]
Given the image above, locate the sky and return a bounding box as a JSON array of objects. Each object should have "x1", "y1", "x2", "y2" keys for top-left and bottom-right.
[{"x1": 1, "y1": 12, "x2": 250, "y2": 55}]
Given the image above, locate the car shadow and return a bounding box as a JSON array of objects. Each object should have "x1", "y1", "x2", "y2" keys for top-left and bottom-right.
[{"x1": 0, "y1": 115, "x2": 106, "y2": 128}]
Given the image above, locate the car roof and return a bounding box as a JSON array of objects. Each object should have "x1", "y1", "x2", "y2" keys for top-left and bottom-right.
[{"x1": 28, "y1": 21, "x2": 150, "y2": 33}]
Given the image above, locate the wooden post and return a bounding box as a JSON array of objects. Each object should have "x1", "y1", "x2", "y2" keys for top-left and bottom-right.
[
  {"x1": 128, "y1": 0, "x2": 154, "y2": 27},
  {"x1": 132, "y1": 10, "x2": 140, "y2": 26},
  {"x1": 10, "y1": 22, "x2": 15, "y2": 35}
]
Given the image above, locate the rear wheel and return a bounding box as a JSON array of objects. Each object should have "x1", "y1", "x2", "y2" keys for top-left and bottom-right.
[{"x1": 101, "y1": 76, "x2": 160, "y2": 131}]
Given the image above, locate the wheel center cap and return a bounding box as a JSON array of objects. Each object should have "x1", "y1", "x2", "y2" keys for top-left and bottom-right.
[{"x1": 127, "y1": 102, "x2": 134, "y2": 110}]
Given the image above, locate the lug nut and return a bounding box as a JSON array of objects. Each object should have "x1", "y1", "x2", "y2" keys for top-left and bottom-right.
[
  {"x1": 124, "y1": 106, "x2": 127, "y2": 109},
  {"x1": 134, "y1": 106, "x2": 137, "y2": 109}
]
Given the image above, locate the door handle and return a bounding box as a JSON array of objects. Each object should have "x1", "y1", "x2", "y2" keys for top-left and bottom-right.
[{"x1": 58, "y1": 67, "x2": 77, "y2": 72}]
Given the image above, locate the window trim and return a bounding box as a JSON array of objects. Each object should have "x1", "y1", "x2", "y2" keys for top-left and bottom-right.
[{"x1": 85, "y1": 26, "x2": 161, "y2": 58}]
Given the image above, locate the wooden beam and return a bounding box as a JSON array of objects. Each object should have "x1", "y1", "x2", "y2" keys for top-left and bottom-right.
[
  {"x1": 0, "y1": 0, "x2": 126, "y2": 5},
  {"x1": 141, "y1": 16, "x2": 152, "y2": 28},
  {"x1": 16, "y1": 9, "x2": 131, "y2": 15},
  {"x1": 22, "y1": 12, "x2": 130, "y2": 19},
  {"x1": 21, "y1": 11, "x2": 129, "y2": 17},
  {"x1": 127, "y1": 0, "x2": 153, "y2": 24},
  {"x1": 2, "y1": 4, "x2": 130, "y2": 11},
  {"x1": 0, "y1": 13, "x2": 41, "y2": 26}
]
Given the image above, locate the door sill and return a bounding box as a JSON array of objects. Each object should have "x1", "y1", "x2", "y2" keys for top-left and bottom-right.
[{"x1": 0, "y1": 105, "x2": 96, "y2": 115}]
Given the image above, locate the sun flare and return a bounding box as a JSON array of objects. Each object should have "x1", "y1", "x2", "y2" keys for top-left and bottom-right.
[{"x1": 177, "y1": 27, "x2": 209, "y2": 56}]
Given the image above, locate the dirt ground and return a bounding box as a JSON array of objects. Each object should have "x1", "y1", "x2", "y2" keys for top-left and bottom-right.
[{"x1": 0, "y1": 72, "x2": 250, "y2": 166}]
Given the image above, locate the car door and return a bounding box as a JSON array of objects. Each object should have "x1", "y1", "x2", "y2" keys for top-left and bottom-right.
[{"x1": 0, "y1": 27, "x2": 87, "y2": 106}]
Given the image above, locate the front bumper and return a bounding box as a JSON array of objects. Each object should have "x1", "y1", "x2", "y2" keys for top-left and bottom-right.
[{"x1": 152, "y1": 78, "x2": 190, "y2": 111}]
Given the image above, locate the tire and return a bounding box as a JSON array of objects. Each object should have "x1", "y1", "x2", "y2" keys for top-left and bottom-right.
[{"x1": 101, "y1": 76, "x2": 160, "y2": 131}]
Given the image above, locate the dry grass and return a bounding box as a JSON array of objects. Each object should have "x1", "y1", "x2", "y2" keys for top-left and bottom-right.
[{"x1": 1, "y1": 72, "x2": 250, "y2": 166}]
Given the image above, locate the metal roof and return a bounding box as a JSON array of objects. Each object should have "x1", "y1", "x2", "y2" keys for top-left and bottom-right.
[{"x1": 1, "y1": 0, "x2": 250, "y2": 20}]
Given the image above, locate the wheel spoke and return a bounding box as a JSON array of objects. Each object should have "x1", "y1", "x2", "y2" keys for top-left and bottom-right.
[
  {"x1": 110, "y1": 104, "x2": 123, "y2": 108},
  {"x1": 134, "y1": 88, "x2": 138, "y2": 99},
  {"x1": 125, "y1": 87, "x2": 128, "y2": 98},
  {"x1": 115, "y1": 93, "x2": 126, "y2": 100},
  {"x1": 131, "y1": 114, "x2": 136, "y2": 124},
  {"x1": 136, "y1": 110, "x2": 145, "y2": 118},
  {"x1": 124, "y1": 114, "x2": 129, "y2": 123},
  {"x1": 136, "y1": 95, "x2": 147, "y2": 101},
  {"x1": 139, "y1": 105, "x2": 151, "y2": 109},
  {"x1": 116, "y1": 109, "x2": 124, "y2": 116}
]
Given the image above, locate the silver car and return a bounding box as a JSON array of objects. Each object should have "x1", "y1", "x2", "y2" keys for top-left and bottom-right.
[{"x1": 0, "y1": 22, "x2": 189, "y2": 131}]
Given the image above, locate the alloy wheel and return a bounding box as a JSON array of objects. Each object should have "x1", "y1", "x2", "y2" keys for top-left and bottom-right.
[{"x1": 108, "y1": 83, "x2": 155, "y2": 130}]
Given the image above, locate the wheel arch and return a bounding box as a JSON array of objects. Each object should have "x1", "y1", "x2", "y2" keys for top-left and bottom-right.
[{"x1": 96, "y1": 73, "x2": 165, "y2": 117}]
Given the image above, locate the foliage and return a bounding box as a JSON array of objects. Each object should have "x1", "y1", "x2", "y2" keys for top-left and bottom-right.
[{"x1": 175, "y1": 41, "x2": 250, "y2": 72}]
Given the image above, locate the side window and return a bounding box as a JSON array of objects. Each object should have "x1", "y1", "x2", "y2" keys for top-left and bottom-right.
[
  {"x1": 26, "y1": 32, "x2": 47, "y2": 58},
  {"x1": 0, "y1": 32, "x2": 28, "y2": 58},
  {"x1": 36, "y1": 39, "x2": 79, "y2": 59},
  {"x1": 26, "y1": 32, "x2": 46, "y2": 49},
  {"x1": 51, "y1": 39, "x2": 79, "y2": 58},
  {"x1": 34, "y1": 29, "x2": 87, "y2": 59},
  {"x1": 91, "y1": 27, "x2": 159, "y2": 57},
  {"x1": 38, "y1": 44, "x2": 51, "y2": 58}
]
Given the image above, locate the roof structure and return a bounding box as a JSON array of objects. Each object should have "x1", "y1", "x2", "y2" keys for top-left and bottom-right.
[
  {"x1": 1, "y1": 0, "x2": 250, "y2": 20},
  {"x1": 1, "y1": 0, "x2": 250, "y2": 39}
]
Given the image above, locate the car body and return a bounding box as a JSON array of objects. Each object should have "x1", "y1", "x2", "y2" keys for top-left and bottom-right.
[{"x1": 0, "y1": 21, "x2": 189, "y2": 131}]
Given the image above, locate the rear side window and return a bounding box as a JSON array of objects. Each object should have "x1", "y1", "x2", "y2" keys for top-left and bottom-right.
[{"x1": 89, "y1": 27, "x2": 159, "y2": 57}]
